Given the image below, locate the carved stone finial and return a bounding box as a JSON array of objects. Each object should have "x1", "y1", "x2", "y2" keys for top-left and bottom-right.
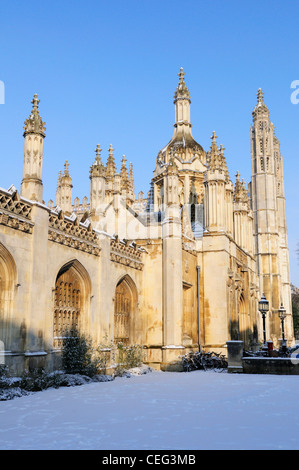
[
  {"x1": 90, "y1": 144, "x2": 106, "y2": 178},
  {"x1": 120, "y1": 155, "x2": 129, "y2": 190},
  {"x1": 257, "y1": 88, "x2": 264, "y2": 104},
  {"x1": 209, "y1": 132, "x2": 224, "y2": 172},
  {"x1": 106, "y1": 144, "x2": 116, "y2": 178},
  {"x1": 64, "y1": 160, "x2": 70, "y2": 176},
  {"x1": 211, "y1": 131, "x2": 218, "y2": 143},
  {"x1": 174, "y1": 67, "x2": 190, "y2": 102},
  {"x1": 31, "y1": 93, "x2": 40, "y2": 112},
  {"x1": 252, "y1": 88, "x2": 269, "y2": 118},
  {"x1": 23, "y1": 93, "x2": 46, "y2": 137},
  {"x1": 178, "y1": 67, "x2": 185, "y2": 82},
  {"x1": 95, "y1": 144, "x2": 102, "y2": 165},
  {"x1": 234, "y1": 172, "x2": 248, "y2": 204},
  {"x1": 219, "y1": 144, "x2": 229, "y2": 181}
]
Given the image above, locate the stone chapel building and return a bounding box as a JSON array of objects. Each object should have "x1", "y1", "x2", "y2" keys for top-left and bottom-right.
[{"x1": 0, "y1": 69, "x2": 294, "y2": 373}]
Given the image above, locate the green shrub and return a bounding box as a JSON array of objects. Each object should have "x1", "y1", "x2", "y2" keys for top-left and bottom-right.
[
  {"x1": 20, "y1": 368, "x2": 49, "y2": 392},
  {"x1": 0, "y1": 365, "x2": 10, "y2": 389},
  {"x1": 61, "y1": 327, "x2": 98, "y2": 377},
  {"x1": 114, "y1": 343, "x2": 144, "y2": 375},
  {"x1": 95, "y1": 335, "x2": 115, "y2": 374}
]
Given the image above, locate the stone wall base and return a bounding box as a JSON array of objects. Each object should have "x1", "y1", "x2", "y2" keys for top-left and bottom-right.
[{"x1": 242, "y1": 357, "x2": 299, "y2": 375}]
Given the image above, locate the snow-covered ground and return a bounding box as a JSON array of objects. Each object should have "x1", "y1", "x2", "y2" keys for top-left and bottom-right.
[{"x1": 0, "y1": 368, "x2": 299, "y2": 450}]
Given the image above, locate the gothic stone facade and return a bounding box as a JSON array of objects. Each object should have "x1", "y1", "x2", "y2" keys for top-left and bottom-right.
[{"x1": 0, "y1": 71, "x2": 294, "y2": 374}]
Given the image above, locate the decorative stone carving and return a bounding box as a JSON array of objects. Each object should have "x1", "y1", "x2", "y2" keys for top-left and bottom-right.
[
  {"x1": 48, "y1": 211, "x2": 100, "y2": 256},
  {"x1": 0, "y1": 188, "x2": 33, "y2": 233},
  {"x1": 110, "y1": 238, "x2": 143, "y2": 270}
]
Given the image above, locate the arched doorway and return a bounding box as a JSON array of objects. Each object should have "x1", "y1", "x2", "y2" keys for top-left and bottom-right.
[
  {"x1": 53, "y1": 260, "x2": 91, "y2": 348},
  {"x1": 114, "y1": 275, "x2": 137, "y2": 345}
]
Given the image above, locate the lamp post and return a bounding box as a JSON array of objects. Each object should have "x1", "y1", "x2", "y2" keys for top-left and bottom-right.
[
  {"x1": 278, "y1": 303, "x2": 287, "y2": 349},
  {"x1": 259, "y1": 293, "x2": 269, "y2": 349}
]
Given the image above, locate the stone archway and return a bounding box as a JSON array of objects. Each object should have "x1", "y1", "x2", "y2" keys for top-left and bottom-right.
[
  {"x1": 114, "y1": 275, "x2": 137, "y2": 345},
  {"x1": 53, "y1": 260, "x2": 91, "y2": 348}
]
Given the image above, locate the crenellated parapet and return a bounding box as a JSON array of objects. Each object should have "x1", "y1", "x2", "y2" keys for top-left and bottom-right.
[
  {"x1": 48, "y1": 207, "x2": 100, "y2": 256},
  {"x1": 110, "y1": 237, "x2": 144, "y2": 270},
  {"x1": 0, "y1": 185, "x2": 34, "y2": 233}
]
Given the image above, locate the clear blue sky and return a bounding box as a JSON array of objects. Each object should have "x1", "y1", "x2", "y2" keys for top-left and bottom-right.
[{"x1": 0, "y1": 0, "x2": 299, "y2": 285}]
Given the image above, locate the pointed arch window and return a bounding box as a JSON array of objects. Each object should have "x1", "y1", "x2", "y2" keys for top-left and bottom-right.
[
  {"x1": 53, "y1": 260, "x2": 91, "y2": 349},
  {"x1": 114, "y1": 275, "x2": 138, "y2": 345}
]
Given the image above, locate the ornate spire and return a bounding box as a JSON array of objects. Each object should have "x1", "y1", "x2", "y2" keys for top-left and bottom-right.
[
  {"x1": 257, "y1": 88, "x2": 264, "y2": 105},
  {"x1": 95, "y1": 144, "x2": 102, "y2": 165},
  {"x1": 252, "y1": 88, "x2": 269, "y2": 119},
  {"x1": 90, "y1": 144, "x2": 106, "y2": 178},
  {"x1": 210, "y1": 131, "x2": 218, "y2": 153},
  {"x1": 56, "y1": 161, "x2": 73, "y2": 214},
  {"x1": 129, "y1": 162, "x2": 135, "y2": 193},
  {"x1": 106, "y1": 144, "x2": 116, "y2": 178},
  {"x1": 155, "y1": 68, "x2": 205, "y2": 165},
  {"x1": 234, "y1": 171, "x2": 248, "y2": 204},
  {"x1": 174, "y1": 67, "x2": 191, "y2": 102},
  {"x1": 209, "y1": 132, "x2": 224, "y2": 172},
  {"x1": 120, "y1": 155, "x2": 129, "y2": 190},
  {"x1": 219, "y1": 144, "x2": 230, "y2": 181},
  {"x1": 63, "y1": 160, "x2": 70, "y2": 177},
  {"x1": 60, "y1": 160, "x2": 72, "y2": 186},
  {"x1": 23, "y1": 93, "x2": 46, "y2": 137},
  {"x1": 57, "y1": 170, "x2": 62, "y2": 188}
]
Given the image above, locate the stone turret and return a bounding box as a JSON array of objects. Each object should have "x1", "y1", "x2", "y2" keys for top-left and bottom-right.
[
  {"x1": 126, "y1": 162, "x2": 135, "y2": 205},
  {"x1": 219, "y1": 144, "x2": 234, "y2": 236},
  {"x1": 120, "y1": 155, "x2": 129, "y2": 195},
  {"x1": 56, "y1": 161, "x2": 73, "y2": 215},
  {"x1": 105, "y1": 144, "x2": 116, "y2": 201},
  {"x1": 250, "y1": 88, "x2": 293, "y2": 345},
  {"x1": 164, "y1": 156, "x2": 179, "y2": 207},
  {"x1": 106, "y1": 144, "x2": 116, "y2": 178},
  {"x1": 233, "y1": 172, "x2": 253, "y2": 254},
  {"x1": 21, "y1": 94, "x2": 46, "y2": 202},
  {"x1": 90, "y1": 144, "x2": 106, "y2": 218},
  {"x1": 204, "y1": 132, "x2": 226, "y2": 232}
]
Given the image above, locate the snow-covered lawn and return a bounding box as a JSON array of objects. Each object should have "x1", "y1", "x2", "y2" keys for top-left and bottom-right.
[{"x1": 0, "y1": 369, "x2": 299, "y2": 450}]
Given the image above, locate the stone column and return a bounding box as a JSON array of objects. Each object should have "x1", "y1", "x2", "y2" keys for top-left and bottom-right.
[{"x1": 161, "y1": 157, "x2": 184, "y2": 363}]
